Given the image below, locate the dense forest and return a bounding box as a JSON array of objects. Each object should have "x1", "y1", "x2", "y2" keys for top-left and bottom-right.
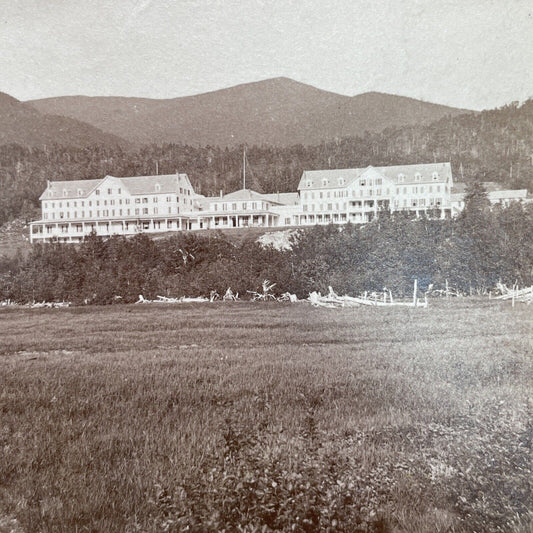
[
  {"x1": 2, "y1": 187, "x2": 532, "y2": 304},
  {"x1": 1, "y1": 100, "x2": 532, "y2": 226}
]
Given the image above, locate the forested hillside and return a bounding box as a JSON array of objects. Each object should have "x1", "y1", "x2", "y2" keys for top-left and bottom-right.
[{"x1": 1, "y1": 100, "x2": 532, "y2": 226}]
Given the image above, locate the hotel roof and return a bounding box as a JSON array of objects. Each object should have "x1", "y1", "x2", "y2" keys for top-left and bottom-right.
[
  {"x1": 298, "y1": 162, "x2": 453, "y2": 190},
  {"x1": 40, "y1": 173, "x2": 191, "y2": 200}
]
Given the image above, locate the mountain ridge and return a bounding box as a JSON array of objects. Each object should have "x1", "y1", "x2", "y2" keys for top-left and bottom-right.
[
  {"x1": 27, "y1": 78, "x2": 474, "y2": 147},
  {"x1": 0, "y1": 91, "x2": 129, "y2": 149}
]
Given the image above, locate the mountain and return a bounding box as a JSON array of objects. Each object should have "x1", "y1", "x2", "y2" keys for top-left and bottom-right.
[
  {"x1": 28, "y1": 77, "x2": 473, "y2": 147},
  {"x1": 0, "y1": 91, "x2": 129, "y2": 148}
]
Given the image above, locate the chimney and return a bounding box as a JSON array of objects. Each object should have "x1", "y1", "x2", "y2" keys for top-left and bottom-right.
[
  {"x1": 220, "y1": 190, "x2": 223, "y2": 198},
  {"x1": 47, "y1": 180, "x2": 50, "y2": 188}
]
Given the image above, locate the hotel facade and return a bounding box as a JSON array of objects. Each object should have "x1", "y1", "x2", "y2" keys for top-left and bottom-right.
[{"x1": 30, "y1": 162, "x2": 529, "y2": 243}]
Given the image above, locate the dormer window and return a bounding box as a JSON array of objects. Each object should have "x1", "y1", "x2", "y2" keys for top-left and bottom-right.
[
  {"x1": 78, "y1": 189, "x2": 83, "y2": 196},
  {"x1": 398, "y1": 173, "x2": 405, "y2": 183},
  {"x1": 338, "y1": 178, "x2": 345, "y2": 185},
  {"x1": 432, "y1": 172, "x2": 439, "y2": 180},
  {"x1": 48, "y1": 191, "x2": 53, "y2": 197},
  {"x1": 415, "y1": 173, "x2": 421, "y2": 181},
  {"x1": 63, "y1": 189, "x2": 67, "y2": 197},
  {"x1": 306, "y1": 180, "x2": 312, "y2": 187},
  {"x1": 155, "y1": 184, "x2": 161, "y2": 192},
  {"x1": 322, "y1": 179, "x2": 328, "y2": 186},
  {"x1": 360, "y1": 179, "x2": 366, "y2": 186},
  {"x1": 95, "y1": 189, "x2": 100, "y2": 196}
]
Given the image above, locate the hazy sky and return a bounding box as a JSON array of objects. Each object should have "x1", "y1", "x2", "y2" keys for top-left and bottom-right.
[{"x1": 2, "y1": 0, "x2": 532, "y2": 109}]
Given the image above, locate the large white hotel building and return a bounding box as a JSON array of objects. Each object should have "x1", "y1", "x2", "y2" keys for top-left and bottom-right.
[{"x1": 30, "y1": 162, "x2": 529, "y2": 243}]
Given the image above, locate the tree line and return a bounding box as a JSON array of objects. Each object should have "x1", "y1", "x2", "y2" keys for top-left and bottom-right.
[
  {"x1": 1, "y1": 100, "x2": 532, "y2": 226},
  {"x1": 1, "y1": 187, "x2": 532, "y2": 304}
]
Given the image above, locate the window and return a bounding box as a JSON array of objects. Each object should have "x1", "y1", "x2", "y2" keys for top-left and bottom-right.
[
  {"x1": 231, "y1": 203, "x2": 237, "y2": 211},
  {"x1": 135, "y1": 198, "x2": 141, "y2": 204},
  {"x1": 96, "y1": 189, "x2": 100, "y2": 195},
  {"x1": 166, "y1": 196, "x2": 172, "y2": 202},
  {"x1": 135, "y1": 208, "x2": 139, "y2": 215},
  {"x1": 118, "y1": 188, "x2": 121, "y2": 194},
  {"x1": 104, "y1": 200, "x2": 107, "y2": 206},
  {"x1": 153, "y1": 207, "x2": 158, "y2": 214},
  {"x1": 66, "y1": 202, "x2": 70, "y2": 207},
  {"x1": 142, "y1": 197, "x2": 148, "y2": 204},
  {"x1": 153, "y1": 197, "x2": 158, "y2": 203},
  {"x1": 143, "y1": 208, "x2": 148, "y2": 215},
  {"x1": 110, "y1": 199, "x2": 115, "y2": 205},
  {"x1": 108, "y1": 188, "x2": 112, "y2": 194}
]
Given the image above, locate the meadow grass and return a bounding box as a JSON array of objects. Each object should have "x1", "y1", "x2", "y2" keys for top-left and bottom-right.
[{"x1": 0, "y1": 299, "x2": 531, "y2": 532}]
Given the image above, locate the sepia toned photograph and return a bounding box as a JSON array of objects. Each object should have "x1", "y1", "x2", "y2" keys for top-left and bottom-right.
[{"x1": 1, "y1": 1, "x2": 532, "y2": 531}]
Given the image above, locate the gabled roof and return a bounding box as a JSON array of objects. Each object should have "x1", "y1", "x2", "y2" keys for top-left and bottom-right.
[
  {"x1": 39, "y1": 173, "x2": 192, "y2": 200},
  {"x1": 298, "y1": 168, "x2": 367, "y2": 190},
  {"x1": 220, "y1": 189, "x2": 267, "y2": 201},
  {"x1": 118, "y1": 173, "x2": 190, "y2": 195},
  {"x1": 262, "y1": 192, "x2": 300, "y2": 205},
  {"x1": 39, "y1": 179, "x2": 102, "y2": 200},
  {"x1": 298, "y1": 162, "x2": 453, "y2": 190},
  {"x1": 452, "y1": 182, "x2": 528, "y2": 197}
]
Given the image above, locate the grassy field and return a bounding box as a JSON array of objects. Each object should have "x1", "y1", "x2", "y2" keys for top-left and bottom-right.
[{"x1": 0, "y1": 300, "x2": 531, "y2": 532}]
